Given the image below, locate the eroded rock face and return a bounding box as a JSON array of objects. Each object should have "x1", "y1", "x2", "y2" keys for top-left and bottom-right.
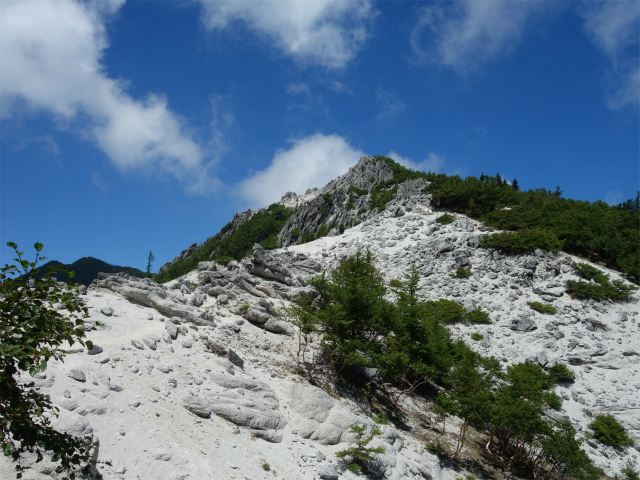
[
  {"x1": 204, "y1": 374, "x2": 287, "y2": 442},
  {"x1": 286, "y1": 383, "x2": 367, "y2": 445},
  {"x1": 92, "y1": 273, "x2": 216, "y2": 328}
]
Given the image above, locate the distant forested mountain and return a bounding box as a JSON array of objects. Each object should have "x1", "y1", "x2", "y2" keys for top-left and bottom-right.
[{"x1": 33, "y1": 257, "x2": 145, "y2": 286}]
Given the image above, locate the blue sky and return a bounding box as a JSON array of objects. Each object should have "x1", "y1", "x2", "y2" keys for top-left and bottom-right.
[{"x1": 1, "y1": 0, "x2": 638, "y2": 271}]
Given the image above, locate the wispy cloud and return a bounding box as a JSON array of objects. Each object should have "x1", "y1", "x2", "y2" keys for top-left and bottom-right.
[
  {"x1": 91, "y1": 171, "x2": 109, "y2": 194},
  {"x1": 238, "y1": 133, "x2": 364, "y2": 208},
  {"x1": 410, "y1": 0, "x2": 546, "y2": 73},
  {"x1": 387, "y1": 151, "x2": 444, "y2": 173},
  {"x1": 581, "y1": 0, "x2": 640, "y2": 109},
  {"x1": 0, "y1": 0, "x2": 214, "y2": 191},
  {"x1": 327, "y1": 80, "x2": 353, "y2": 96},
  {"x1": 196, "y1": 0, "x2": 376, "y2": 69},
  {"x1": 376, "y1": 88, "x2": 406, "y2": 123},
  {"x1": 285, "y1": 83, "x2": 311, "y2": 96}
]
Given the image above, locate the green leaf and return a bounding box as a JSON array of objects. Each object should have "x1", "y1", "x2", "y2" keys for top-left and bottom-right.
[
  {"x1": 86, "y1": 341, "x2": 93, "y2": 351},
  {"x1": 34, "y1": 242, "x2": 43, "y2": 252},
  {"x1": 7, "y1": 241, "x2": 17, "y2": 249}
]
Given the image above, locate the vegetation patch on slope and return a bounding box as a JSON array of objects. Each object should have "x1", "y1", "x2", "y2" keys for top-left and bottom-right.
[
  {"x1": 425, "y1": 173, "x2": 639, "y2": 283},
  {"x1": 566, "y1": 262, "x2": 638, "y2": 302},
  {"x1": 285, "y1": 250, "x2": 602, "y2": 480},
  {"x1": 155, "y1": 204, "x2": 294, "y2": 282}
]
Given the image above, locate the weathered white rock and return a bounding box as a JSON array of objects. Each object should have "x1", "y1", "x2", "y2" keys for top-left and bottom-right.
[{"x1": 182, "y1": 395, "x2": 211, "y2": 418}]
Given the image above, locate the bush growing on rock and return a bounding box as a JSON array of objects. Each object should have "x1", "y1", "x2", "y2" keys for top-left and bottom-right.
[
  {"x1": 450, "y1": 265, "x2": 472, "y2": 278},
  {"x1": 1, "y1": 243, "x2": 100, "y2": 479},
  {"x1": 546, "y1": 363, "x2": 574, "y2": 381},
  {"x1": 479, "y1": 229, "x2": 564, "y2": 254},
  {"x1": 462, "y1": 308, "x2": 491, "y2": 324},
  {"x1": 620, "y1": 460, "x2": 640, "y2": 480},
  {"x1": 335, "y1": 424, "x2": 385, "y2": 473},
  {"x1": 566, "y1": 263, "x2": 638, "y2": 302},
  {"x1": 156, "y1": 203, "x2": 295, "y2": 282},
  {"x1": 436, "y1": 213, "x2": 455, "y2": 225},
  {"x1": 528, "y1": 301, "x2": 557, "y2": 314},
  {"x1": 589, "y1": 414, "x2": 633, "y2": 447},
  {"x1": 290, "y1": 252, "x2": 469, "y2": 388},
  {"x1": 425, "y1": 173, "x2": 639, "y2": 283}
]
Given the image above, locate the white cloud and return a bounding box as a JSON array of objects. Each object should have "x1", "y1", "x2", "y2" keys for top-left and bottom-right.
[
  {"x1": 376, "y1": 89, "x2": 406, "y2": 123},
  {"x1": 327, "y1": 80, "x2": 353, "y2": 95},
  {"x1": 387, "y1": 151, "x2": 444, "y2": 173},
  {"x1": 239, "y1": 133, "x2": 364, "y2": 208},
  {"x1": 411, "y1": 0, "x2": 546, "y2": 72},
  {"x1": 286, "y1": 83, "x2": 311, "y2": 96},
  {"x1": 581, "y1": 0, "x2": 640, "y2": 109},
  {"x1": 0, "y1": 0, "x2": 210, "y2": 189},
  {"x1": 196, "y1": 0, "x2": 376, "y2": 68}
]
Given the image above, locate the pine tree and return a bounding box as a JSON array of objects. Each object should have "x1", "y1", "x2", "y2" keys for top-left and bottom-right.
[{"x1": 146, "y1": 251, "x2": 155, "y2": 277}]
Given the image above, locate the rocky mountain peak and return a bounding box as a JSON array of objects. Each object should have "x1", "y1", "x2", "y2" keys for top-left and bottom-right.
[{"x1": 3, "y1": 155, "x2": 639, "y2": 480}]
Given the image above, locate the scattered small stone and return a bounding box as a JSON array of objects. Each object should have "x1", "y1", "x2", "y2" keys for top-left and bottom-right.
[
  {"x1": 131, "y1": 340, "x2": 145, "y2": 350},
  {"x1": 228, "y1": 349, "x2": 244, "y2": 369},
  {"x1": 143, "y1": 337, "x2": 157, "y2": 350},
  {"x1": 87, "y1": 345, "x2": 103, "y2": 355},
  {"x1": 67, "y1": 369, "x2": 86, "y2": 382},
  {"x1": 100, "y1": 307, "x2": 114, "y2": 316},
  {"x1": 318, "y1": 463, "x2": 340, "y2": 479}
]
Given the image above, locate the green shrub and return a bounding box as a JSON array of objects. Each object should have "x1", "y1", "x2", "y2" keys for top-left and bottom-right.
[
  {"x1": 239, "y1": 302, "x2": 250, "y2": 312},
  {"x1": 299, "y1": 231, "x2": 316, "y2": 244},
  {"x1": 156, "y1": 203, "x2": 295, "y2": 282},
  {"x1": 566, "y1": 279, "x2": 637, "y2": 302},
  {"x1": 567, "y1": 263, "x2": 638, "y2": 302},
  {"x1": 373, "y1": 413, "x2": 390, "y2": 425},
  {"x1": 470, "y1": 332, "x2": 484, "y2": 341},
  {"x1": 388, "y1": 279, "x2": 403, "y2": 288},
  {"x1": 424, "y1": 299, "x2": 466, "y2": 324},
  {"x1": 589, "y1": 414, "x2": 633, "y2": 446},
  {"x1": 480, "y1": 229, "x2": 564, "y2": 254},
  {"x1": 462, "y1": 308, "x2": 491, "y2": 324},
  {"x1": 528, "y1": 301, "x2": 557, "y2": 314},
  {"x1": 546, "y1": 392, "x2": 563, "y2": 410},
  {"x1": 436, "y1": 213, "x2": 455, "y2": 224},
  {"x1": 322, "y1": 192, "x2": 335, "y2": 204},
  {"x1": 450, "y1": 265, "x2": 472, "y2": 278},
  {"x1": 348, "y1": 185, "x2": 368, "y2": 196},
  {"x1": 1, "y1": 243, "x2": 100, "y2": 478},
  {"x1": 546, "y1": 363, "x2": 574, "y2": 381},
  {"x1": 316, "y1": 223, "x2": 329, "y2": 239},
  {"x1": 216, "y1": 255, "x2": 234, "y2": 265},
  {"x1": 425, "y1": 173, "x2": 639, "y2": 283},
  {"x1": 620, "y1": 460, "x2": 640, "y2": 480},
  {"x1": 572, "y1": 262, "x2": 610, "y2": 284},
  {"x1": 336, "y1": 424, "x2": 385, "y2": 473},
  {"x1": 346, "y1": 198, "x2": 356, "y2": 210}
]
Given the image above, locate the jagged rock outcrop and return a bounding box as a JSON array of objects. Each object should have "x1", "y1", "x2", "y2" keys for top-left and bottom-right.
[{"x1": 92, "y1": 273, "x2": 216, "y2": 327}]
